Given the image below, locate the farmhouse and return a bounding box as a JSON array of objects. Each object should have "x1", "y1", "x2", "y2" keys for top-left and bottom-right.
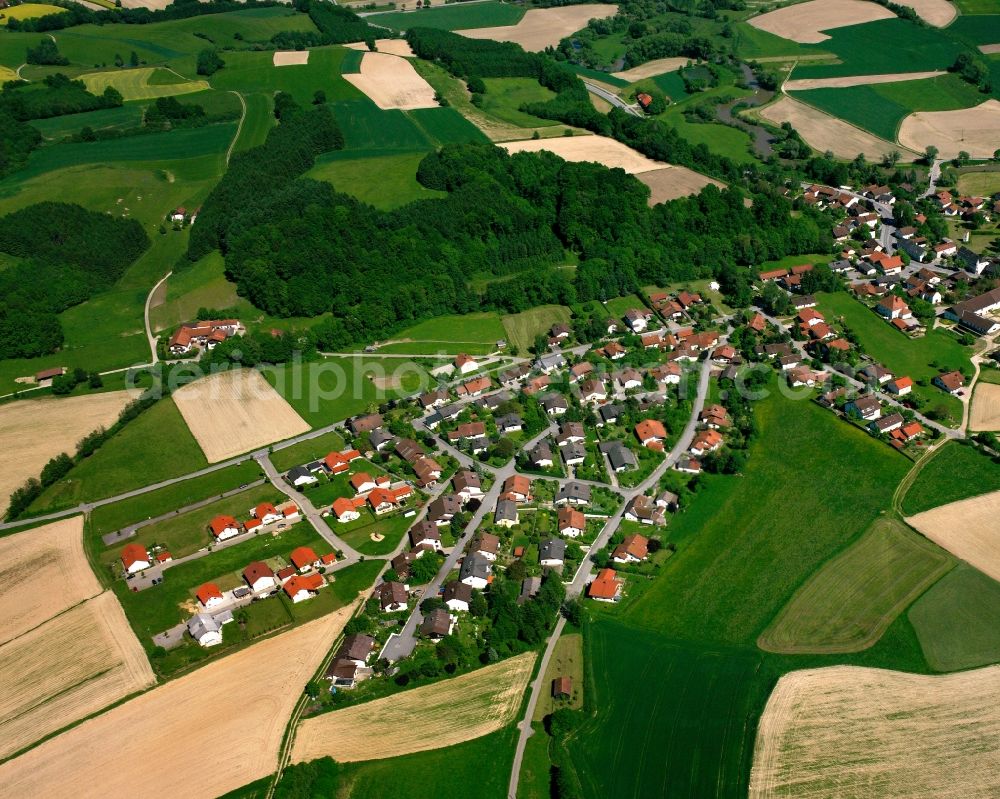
[
  {"x1": 613, "y1": 534, "x2": 649, "y2": 564},
  {"x1": 443, "y1": 580, "x2": 473, "y2": 612},
  {"x1": 120, "y1": 543, "x2": 150, "y2": 574},
  {"x1": 588, "y1": 568, "x2": 623, "y2": 602},
  {"x1": 168, "y1": 319, "x2": 242, "y2": 355},
  {"x1": 208, "y1": 515, "x2": 241, "y2": 541}
]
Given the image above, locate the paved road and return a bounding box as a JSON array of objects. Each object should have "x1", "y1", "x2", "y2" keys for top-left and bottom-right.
[
  {"x1": 507, "y1": 355, "x2": 714, "y2": 798},
  {"x1": 921, "y1": 159, "x2": 944, "y2": 199},
  {"x1": 584, "y1": 81, "x2": 642, "y2": 117},
  {"x1": 143, "y1": 271, "x2": 171, "y2": 365}
]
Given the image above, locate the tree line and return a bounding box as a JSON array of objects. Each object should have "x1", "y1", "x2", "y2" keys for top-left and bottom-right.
[
  {"x1": 1, "y1": 73, "x2": 122, "y2": 121},
  {"x1": 0, "y1": 202, "x2": 149, "y2": 359}
]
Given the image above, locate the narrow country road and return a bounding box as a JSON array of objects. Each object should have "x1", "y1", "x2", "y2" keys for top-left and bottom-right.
[
  {"x1": 144, "y1": 271, "x2": 171, "y2": 365},
  {"x1": 583, "y1": 81, "x2": 642, "y2": 117}
]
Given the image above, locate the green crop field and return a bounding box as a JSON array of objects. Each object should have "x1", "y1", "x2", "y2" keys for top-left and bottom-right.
[
  {"x1": 340, "y1": 47, "x2": 364, "y2": 74},
  {"x1": 660, "y1": 111, "x2": 756, "y2": 164},
  {"x1": 210, "y1": 47, "x2": 363, "y2": 105},
  {"x1": 407, "y1": 107, "x2": 490, "y2": 145},
  {"x1": 95, "y1": 483, "x2": 282, "y2": 573},
  {"x1": 733, "y1": 21, "x2": 829, "y2": 60},
  {"x1": 901, "y1": 441, "x2": 1000, "y2": 515},
  {"x1": 569, "y1": 621, "x2": 767, "y2": 799},
  {"x1": 270, "y1": 429, "x2": 345, "y2": 472},
  {"x1": 792, "y1": 74, "x2": 989, "y2": 141},
  {"x1": 949, "y1": 15, "x2": 1000, "y2": 45},
  {"x1": 112, "y1": 522, "x2": 331, "y2": 638},
  {"x1": 87, "y1": 460, "x2": 263, "y2": 538},
  {"x1": 82, "y1": 67, "x2": 209, "y2": 101},
  {"x1": 377, "y1": 311, "x2": 507, "y2": 354},
  {"x1": 502, "y1": 305, "x2": 572, "y2": 353},
  {"x1": 624, "y1": 387, "x2": 909, "y2": 645},
  {"x1": 478, "y1": 78, "x2": 559, "y2": 128},
  {"x1": 29, "y1": 104, "x2": 145, "y2": 141},
  {"x1": 330, "y1": 99, "x2": 433, "y2": 152},
  {"x1": 367, "y1": 1, "x2": 524, "y2": 32},
  {"x1": 149, "y1": 251, "x2": 239, "y2": 333},
  {"x1": 29, "y1": 397, "x2": 208, "y2": 514},
  {"x1": 954, "y1": 0, "x2": 999, "y2": 13},
  {"x1": 306, "y1": 151, "x2": 446, "y2": 210},
  {"x1": 792, "y1": 19, "x2": 964, "y2": 79},
  {"x1": 758, "y1": 518, "x2": 954, "y2": 654},
  {"x1": 0, "y1": 3, "x2": 63, "y2": 24},
  {"x1": 815, "y1": 291, "x2": 970, "y2": 425},
  {"x1": 265, "y1": 356, "x2": 429, "y2": 428},
  {"x1": 231, "y1": 91, "x2": 274, "y2": 153},
  {"x1": 909, "y1": 563, "x2": 1000, "y2": 671}
]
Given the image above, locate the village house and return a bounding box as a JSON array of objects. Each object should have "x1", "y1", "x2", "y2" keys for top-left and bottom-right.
[
  {"x1": 886, "y1": 376, "x2": 913, "y2": 396},
  {"x1": 290, "y1": 546, "x2": 319, "y2": 573},
  {"x1": 635, "y1": 418, "x2": 666, "y2": 448},
  {"x1": 452, "y1": 469, "x2": 484, "y2": 504},
  {"x1": 529, "y1": 440, "x2": 554, "y2": 468},
  {"x1": 419, "y1": 388, "x2": 450, "y2": 409},
  {"x1": 457, "y1": 376, "x2": 492, "y2": 397},
  {"x1": 444, "y1": 580, "x2": 473, "y2": 612},
  {"x1": 286, "y1": 465, "x2": 318, "y2": 487},
  {"x1": 502, "y1": 475, "x2": 532, "y2": 503},
  {"x1": 624, "y1": 495, "x2": 665, "y2": 526},
  {"x1": 378, "y1": 581, "x2": 408, "y2": 612},
  {"x1": 613, "y1": 534, "x2": 649, "y2": 564},
  {"x1": 367, "y1": 486, "x2": 411, "y2": 515},
  {"x1": 861, "y1": 364, "x2": 893, "y2": 386},
  {"x1": 539, "y1": 538, "x2": 566, "y2": 568},
  {"x1": 689, "y1": 429, "x2": 723, "y2": 456},
  {"x1": 558, "y1": 506, "x2": 586, "y2": 538},
  {"x1": 846, "y1": 394, "x2": 882, "y2": 421},
  {"x1": 121, "y1": 543, "x2": 150, "y2": 574},
  {"x1": 474, "y1": 532, "x2": 501, "y2": 561},
  {"x1": 196, "y1": 582, "x2": 224, "y2": 609},
  {"x1": 624, "y1": 308, "x2": 649, "y2": 332},
  {"x1": 579, "y1": 379, "x2": 608, "y2": 404},
  {"x1": 876, "y1": 295, "x2": 912, "y2": 320},
  {"x1": 188, "y1": 613, "x2": 226, "y2": 647},
  {"x1": 562, "y1": 441, "x2": 587, "y2": 467},
  {"x1": 934, "y1": 371, "x2": 965, "y2": 395},
  {"x1": 284, "y1": 573, "x2": 324, "y2": 603},
  {"x1": 869, "y1": 412, "x2": 904, "y2": 436},
  {"x1": 557, "y1": 421, "x2": 586, "y2": 447},
  {"x1": 454, "y1": 353, "x2": 479, "y2": 375},
  {"x1": 208, "y1": 515, "x2": 241, "y2": 541},
  {"x1": 535, "y1": 353, "x2": 566, "y2": 374},
  {"x1": 541, "y1": 393, "x2": 569, "y2": 417},
  {"x1": 243, "y1": 561, "x2": 276, "y2": 594},
  {"x1": 588, "y1": 568, "x2": 623, "y2": 602},
  {"x1": 496, "y1": 413, "x2": 523, "y2": 434},
  {"x1": 460, "y1": 553, "x2": 490, "y2": 589},
  {"x1": 331, "y1": 496, "x2": 365, "y2": 523},
  {"x1": 603, "y1": 441, "x2": 638, "y2": 473},
  {"x1": 348, "y1": 413, "x2": 383, "y2": 436},
  {"x1": 700, "y1": 404, "x2": 731, "y2": 429},
  {"x1": 570, "y1": 361, "x2": 594, "y2": 382},
  {"x1": 494, "y1": 498, "x2": 519, "y2": 528},
  {"x1": 421, "y1": 608, "x2": 453, "y2": 640}
]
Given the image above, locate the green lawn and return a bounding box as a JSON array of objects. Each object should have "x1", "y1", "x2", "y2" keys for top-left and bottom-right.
[
  {"x1": 791, "y1": 74, "x2": 990, "y2": 142},
  {"x1": 517, "y1": 723, "x2": 552, "y2": 799},
  {"x1": 791, "y1": 19, "x2": 964, "y2": 80},
  {"x1": 376, "y1": 312, "x2": 507, "y2": 355},
  {"x1": 901, "y1": 440, "x2": 1000, "y2": 515},
  {"x1": 568, "y1": 64, "x2": 630, "y2": 88},
  {"x1": 271, "y1": 430, "x2": 346, "y2": 472},
  {"x1": 815, "y1": 291, "x2": 970, "y2": 425},
  {"x1": 502, "y1": 305, "x2": 572, "y2": 353},
  {"x1": 659, "y1": 112, "x2": 757, "y2": 164},
  {"x1": 758, "y1": 252, "x2": 834, "y2": 272},
  {"x1": 366, "y1": 1, "x2": 524, "y2": 32},
  {"x1": 478, "y1": 78, "x2": 559, "y2": 128},
  {"x1": 909, "y1": 563, "x2": 1000, "y2": 671},
  {"x1": 957, "y1": 168, "x2": 1000, "y2": 197},
  {"x1": 758, "y1": 518, "x2": 954, "y2": 654},
  {"x1": 87, "y1": 460, "x2": 263, "y2": 537},
  {"x1": 306, "y1": 151, "x2": 446, "y2": 210},
  {"x1": 29, "y1": 398, "x2": 208, "y2": 514},
  {"x1": 264, "y1": 356, "x2": 429, "y2": 429},
  {"x1": 113, "y1": 522, "x2": 330, "y2": 639},
  {"x1": 602, "y1": 293, "x2": 647, "y2": 318},
  {"x1": 95, "y1": 483, "x2": 284, "y2": 574},
  {"x1": 624, "y1": 385, "x2": 910, "y2": 645},
  {"x1": 339, "y1": 729, "x2": 517, "y2": 799},
  {"x1": 335, "y1": 508, "x2": 414, "y2": 556}
]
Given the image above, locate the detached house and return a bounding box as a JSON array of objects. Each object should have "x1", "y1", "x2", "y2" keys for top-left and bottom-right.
[
  {"x1": 208, "y1": 515, "x2": 241, "y2": 541},
  {"x1": 934, "y1": 371, "x2": 965, "y2": 395},
  {"x1": 635, "y1": 419, "x2": 666, "y2": 448},
  {"x1": 378, "y1": 581, "x2": 408, "y2": 612},
  {"x1": 689, "y1": 429, "x2": 723, "y2": 456},
  {"x1": 558, "y1": 506, "x2": 586, "y2": 538},
  {"x1": 613, "y1": 534, "x2": 649, "y2": 564},
  {"x1": 196, "y1": 582, "x2": 224, "y2": 609},
  {"x1": 443, "y1": 581, "x2": 473, "y2": 612},
  {"x1": 887, "y1": 376, "x2": 913, "y2": 396},
  {"x1": 588, "y1": 568, "x2": 623, "y2": 602},
  {"x1": 460, "y1": 553, "x2": 490, "y2": 589},
  {"x1": 121, "y1": 543, "x2": 150, "y2": 574},
  {"x1": 846, "y1": 394, "x2": 881, "y2": 421},
  {"x1": 876, "y1": 295, "x2": 912, "y2": 320},
  {"x1": 452, "y1": 469, "x2": 484, "y2": 504},
  {"x1": 243, "y1": 562, "x2": 276, "y2": 593},
  {"x1": 501, "y1": 475, "x2": 532, "y2": 503}
]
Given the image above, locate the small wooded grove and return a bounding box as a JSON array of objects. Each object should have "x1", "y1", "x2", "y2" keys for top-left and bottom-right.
[
  {"x1": 0, "y1": 73, "x2": 122, "y2": 121},
  {"x1": 0, "y1": 203, "x2": 149, "y2": 358}
]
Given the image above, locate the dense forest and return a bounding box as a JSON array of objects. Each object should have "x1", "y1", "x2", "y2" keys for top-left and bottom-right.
[
  {"x1": 0, "y1": 111, "x2": 41, "y2": 178},
  {"x1": 0, "y1": 203, "x2": 149, "y2": 358},
  {"x1": 271, "y1": 0, "x2": 378, "y2": 49}
]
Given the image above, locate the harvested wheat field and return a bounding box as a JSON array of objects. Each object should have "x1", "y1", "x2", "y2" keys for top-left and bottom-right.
[
  {"x1": 612, "y1": 56, "x2": 688, "y2": 82},
  {"x1": 897, "y1": 0, "x2": 956, "y2": 27},
  {"x1": 749, "y1": 664, "x2": 1000, "y2": 798},
  {"x1": 345, "y1": 39, "x2": 415, "y2": 58},
  {"x1": 971, "y1": 383, "x2": 1000, "y2": 431},
  {"x1": 0, "y1": 517, "x2": 99, "y2": 646},
  {"x1": 898, "y1": 99, "x2": 1000, "y2": 159},
  {"x1": 502, "y1": 135, "x2": 663, "y2": 173},
  {"x1": 908, "y1": 489, "x2": 1000, "y2": 582},
  {"x1": 343, "y1": 51, "x2": 436, "y2": 110},
  {"x1": 636, "y1": 166, "x2": 725, "y2": 204},
  {"x1": 291, "y1": 650, "x2": 535, "y2": 763},
  {"x1": 171, "y1": 368, "x2": 309, "y2": 462},
  {"x1": 760, "y1": 95, "x2": 914, "y2": 159},
  {"x1": 457, "y1": 4, "x2": 618, "y2": 51},
  {"x1": 784, "y1": 70, "x2": 945, "y2": 91},
  {"x1": 0, "y1": 591, "x2": 154, "y2": 761},
  {"x1": 748, "y1": 0, "x2": 893, "y2": 43},
  {"x1": 0, "y1": 391, "x2": 135, "y2": 505},
  {"x1": 0, "y1": 605, "x2": 355, "y2": 797},
  {"x1": 273, "y1": 50, "x2": 309, "y2": 66}
]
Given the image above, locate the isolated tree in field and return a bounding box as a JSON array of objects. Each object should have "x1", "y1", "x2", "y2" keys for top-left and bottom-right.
[
  {"x1": 954, "y1": 151, "x2": 971, "y2": 167},
  {"x1": 196, "y1": 48, "x2": 224, "y2": 76},
  {"x1": 26, "y1": 39, "x2": 68, "y2": 66},
  {"x1": 924, "y1": 145, "x2": 938, "y2": 164},
  {"x1": 129, "y1": 50, "x2": 139, "y2": 67}
]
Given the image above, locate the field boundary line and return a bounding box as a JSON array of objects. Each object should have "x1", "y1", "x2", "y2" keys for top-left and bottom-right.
[
  {"x1": 892, "y1": 441, "x2": 945, "y2": 515},
  {"x1": 226, "y1": 91, "x2": 247, "y2": 166},
  {"x1": 0, "y1": 590, "x2": 103, "y2": 649}
]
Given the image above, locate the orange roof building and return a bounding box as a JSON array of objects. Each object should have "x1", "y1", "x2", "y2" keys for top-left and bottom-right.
[
  {"x1": 254, "y1": 502, "x2": 279, "y2": 520},
  {"x1": 208, "y1": 514, "x2": 239, "y2": 538},
  {"x1": 635, "y1": 419, "x2": 667, "y2": 445},
  {"x1": 290, "y1": 546, "x2": 318, "y2": 570},
  {"x1": 196, "y1": 583, "x2": 223, "y2": 606},
  {"x1": 121, "y1": 543, "x2": 150, "y2": 573},
  {"x1": 588, "y1": 568, "x2": 623, "y2": 601}
]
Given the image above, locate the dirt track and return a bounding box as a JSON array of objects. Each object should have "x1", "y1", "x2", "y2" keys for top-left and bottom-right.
[
  {"x1": 785, "y1": 70, "x2": 945, "y2": 91},
  {"x1": 343, "y1": 51, "x2": 437, "y2": 110},
  {"x1": 898, "y1": 99, "x2": 1000, "y2": 159},
  {"x1": 290, "y1": 651, "x2": 535, "y2": 763},
  {"x1": 0, "y1": 517, "x2": 99, "y2": 646},
  {"x1": 750, "y1": 664, "x2": 1000, "y2": 798},
  {"x1": 747, "y1": 0, "x2": 893, "y2": 44},
  {"x1": 172, "y1": 368, "x2": 310, "y2": 463},
  {"x1": 760, "y1": 95, "x2": 914, "y2": 159},
  {"x1": 0, "y1": 605, "x2": 356, "y2": 798},
  {"x1": 0, "y1": 391, "x2": 135, "y2": 506},
  {"x1": 457, "y1": 5, "x2": 618, "y2": 51},
  {"x1": 0, "y1": 591, "x2": 154, "y2": 761},
  {"x1": 970, "y1": 383, "x2": 1000, "y2": 431},
  {"x1": 907, "y1": 489, "x2": 1000, "y2": 582}
]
